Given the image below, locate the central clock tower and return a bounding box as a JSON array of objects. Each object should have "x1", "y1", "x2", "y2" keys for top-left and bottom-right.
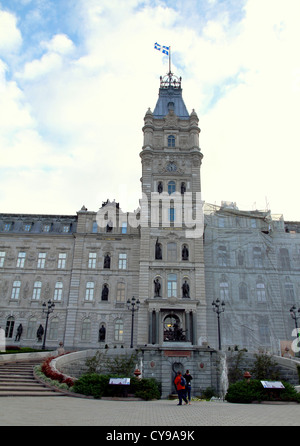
[{"x1": 137, "y1": 72, "x2": 207, "y2": 348}]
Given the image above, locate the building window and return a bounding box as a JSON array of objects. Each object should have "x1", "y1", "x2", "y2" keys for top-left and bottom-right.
[
  {"x1": 88, "y1": 253, "x2": 97, "y2": 269},
  {"x1": 253, "y1": 247, "x2": 263, "y2": 268},
  {"x1": 17, "y1": 252, "x2": 26, "y2": 268},
  {"x1": 54, "y1": 282, "x2": 63, "y2": 301},
  {"x1": 114, "y1": 319, "x2": 124, "y2": 341},
  {"x1": 167, "y1": 135, "x2": 175, "y2": 147},
  {"x1": 279, "y1": 248, "x2": 291, "y2": 270},
  {"x1": 49, "y1": 318, "x2": 59, "y2": 340},
  {"x1": 4, "y1": 223, "x2": 11, "y2": 232},
  {"x1": 251, "y1": 219, "x2": 257, "y2": 228},
  {"x1": 239, "y1": 283, "x2": 248, "y2": 300},
  {"x1": 0, "y1": 252, "x2": 5, "y2": 267},
  {"x1": 27, "y1": 318, "x2": 37, "y2": 339},
  {"x1": 168, "y1": 181, "x2": 176, "y2": 195},
  {"x1": 85, "y1": 282, "x2": 94, "y2": 301},
  {"x1": 167, "y1": 273, "x2": 177, "y2": 298},
  {"x1": 256, "y1": 280, "x2": 266, "y2": 302},
  {"x1": 5, "y1": 317, "x2": 15, "y2": 338},
  {"x1": 167, "y1": 243, "x2": 177, "y2": 261},
  {"x1": 32, "y1": 281, "x2": 42, "y2": 300},
  {"x1": 24, "y1": 223, "x2": 32, "y2": 232},
  {"x1": 81, "y1": 319, "x2": 91, "y2": 341},
  {"x1": 92, "y1": 222, "x2": 98, "y2": 233},
  {"x1": 220, "y1": 279, "x2": 229, "y2": 300},
  {"x1": 169, "y1": 207, "x2": 175, "y2": 223},
  {"x1": 11, "y1": 281, "x2": 21, "y2": 300},
  {"x1": 43, "y1": 224, "x2": 51, "y2": 232},
  {"x1": 37, "y1": 253, "x2": 46, "y2": 269},
  {"x1": 121, "y1": 222, "x2": 127, "y2": 234},
  {"x1": 218, "y1": 246, "x2": 227, "y2": 267},
  {"x1": 118, "y1": 253, "x2": 127, "y2": 269},
  {"x1": 284, "y1": 277, "x2": 295, "y2": 303},
  {"x1": 58, "y1": 253, "x2": 66, "y2": 269},
  {"x1": 62, "y1": 225, "x2": 70, "y2": 233},
  {"x1": 116, "y1": 282, "x2": 125, "y2": 302},
  {"x1": 258, "y1": 317, "x2": 269, "y2": 344},
  {"x1": 218, "y1": 217, "x2": 225, "y2": 228}
]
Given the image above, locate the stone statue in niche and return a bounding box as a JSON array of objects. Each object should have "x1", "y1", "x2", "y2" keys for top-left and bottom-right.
[
  {"x1": 101, "y1": 284, "x2": 109, "y2": 301},
  {"x1": 104, "y1": 254, "x2": 111, "y2": 269},
  {"x1": 157, "y1": 182, "x2": 163, "y2": 193},
  {"x1": 182, "y1": 280, "x2": 190, "y2": 298},
  {"x1": 182, "y1": 245, "x2": 189, "y2": 260},
  {"x1": 37, "y1": 324, "x2": 44, "y2": 341},
  {"x1": 155, "y1": 239, "x2": 162, "y2": 260},
  {"x1": 15, "y1": 324, "x2": 23, "y2": 341},
  {"x1": 99, "y1": 324, "x2": 106, "y2": 342},
  {"x1": 154, "y1": 278, "x2": 161, "y2": 297}
]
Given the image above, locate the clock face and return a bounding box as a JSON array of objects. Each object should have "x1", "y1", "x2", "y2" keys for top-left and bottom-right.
[{"x1": 166, "y1": 162, "x2": 177, "y2": 172}]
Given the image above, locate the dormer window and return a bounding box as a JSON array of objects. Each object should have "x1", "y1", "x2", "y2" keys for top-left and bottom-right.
[{"x1": 167, "y1": 135, "x2": 175, "y2": 147}]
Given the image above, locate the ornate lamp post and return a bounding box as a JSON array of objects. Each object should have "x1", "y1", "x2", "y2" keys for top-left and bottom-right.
[
  {"x1": 127, "y1": 296, "x2": 140, "y2": 348},
  {"x1": 42, "y1": 299, "x2": 55, "y2": 350},
  {"x1": 212, "y1": 298, "x2": 225, "y2": 350},
  {"x1": 290, "y1": 305, "x2": 300, "y2": 357}
]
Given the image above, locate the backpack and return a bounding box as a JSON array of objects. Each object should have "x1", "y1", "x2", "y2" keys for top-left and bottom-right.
[{"x1": 180, "y1": 376, "x2": 186, "y2": 387}]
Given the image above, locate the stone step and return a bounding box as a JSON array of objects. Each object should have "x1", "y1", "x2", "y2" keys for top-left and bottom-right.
[{"x1": 0, "y1": 359, "x2": 62, "y2": 397}]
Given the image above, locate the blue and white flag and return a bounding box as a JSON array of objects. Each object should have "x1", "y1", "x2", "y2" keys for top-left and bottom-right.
[{"x1": 154, "y1": 42, "x2": 169, "y2": 55}]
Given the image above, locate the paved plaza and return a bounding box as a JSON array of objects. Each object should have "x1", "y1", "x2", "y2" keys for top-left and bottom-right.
[{"x1": 1, "y1": 396, "x2": 300, "y2": 427}]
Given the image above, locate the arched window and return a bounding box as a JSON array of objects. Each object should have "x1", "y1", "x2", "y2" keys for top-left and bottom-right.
[
  {"x1": 85, "y1": 282, "x2": 94, "y2": 301},
  {"x1": 220, "y1": 276, "x2": 229, "y2": 300},
  {"x1": 114, "y1": 319, "x2": 124, "y2": 341},
  {"x1": 167, "y1": 274, "x2": 177, "y2": 298},
  {"x1": 167, "y1": 135, "x2": 175, "y2": 147},
  {"x1": 54, "y1": 282, "x2": 63, "y2": 301},
  {"x1": 239, "y1": 283, "x2": 248, "y2": 300},
  {"x1": 11, "y1": 281, "x2": 21, "y2": 300},
  {"x1": 168, "y1": 181, "x2": 176, "y2": 195},
  {"x1": 256, "y1": 277, "x2": 266, "y2": 302},
  {"x1": 5, "y1": 316, "x2": 15, "y2": 338}
]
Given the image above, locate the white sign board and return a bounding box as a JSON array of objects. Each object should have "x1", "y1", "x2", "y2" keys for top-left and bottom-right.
[
  {"x1": 261, "y1": 381, "x2": 285, "y2": 389},
  {"x1": 109, "y1": 378, "x2": 130, "y2": 385}
]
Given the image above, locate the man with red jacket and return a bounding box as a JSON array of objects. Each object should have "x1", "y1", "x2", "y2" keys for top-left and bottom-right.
[{"x1": 174, "y1": 371, "x2": 188, "y2": 405}]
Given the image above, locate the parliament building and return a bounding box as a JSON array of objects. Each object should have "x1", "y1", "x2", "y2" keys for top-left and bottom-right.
[{"x1": 1, "y1": 72, "x2": 299, "y2": 384}]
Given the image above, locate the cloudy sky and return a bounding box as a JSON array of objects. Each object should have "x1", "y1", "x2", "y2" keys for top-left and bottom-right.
[{"x1": 0, "y1": 0, "x2": 300, "y2": 220}]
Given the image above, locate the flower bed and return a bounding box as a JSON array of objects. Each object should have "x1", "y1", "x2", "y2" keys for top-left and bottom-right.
[{"x1": 41, "y1": 356, "x2": 75, "y2": 388}]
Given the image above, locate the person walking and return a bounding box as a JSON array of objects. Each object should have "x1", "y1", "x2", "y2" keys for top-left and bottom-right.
[
  {"x1": 183, "y1": 370, "x2": 193, "y2": 404},
  {"x1": 174, "y1": 371, "x2": 188, "y2": 406}
]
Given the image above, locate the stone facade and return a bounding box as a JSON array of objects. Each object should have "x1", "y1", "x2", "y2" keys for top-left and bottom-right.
[{"x1": 0, "y1": 73, "x2": 299, "y2": 396}]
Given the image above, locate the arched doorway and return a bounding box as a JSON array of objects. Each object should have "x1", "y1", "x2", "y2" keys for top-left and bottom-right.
[{"x1": 163, "y1": 314, "x2": 186, "y2": 342}]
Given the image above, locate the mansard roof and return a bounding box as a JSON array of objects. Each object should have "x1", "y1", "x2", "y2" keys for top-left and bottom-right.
[{"x1": 152, "y1": 72, "x2": 190, "y2": 120}]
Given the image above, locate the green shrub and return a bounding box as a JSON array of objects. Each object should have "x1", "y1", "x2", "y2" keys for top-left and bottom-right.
[
  {"x1": 131, "y1": 377, "x2": 161, "y2": 401},
  {"x1": 72, "y1": 374, "x2": 110, "y2": 398},
  {"x1": 225, "y1": 379, "x2": 300, "y2": 404},
  {"x1": 201, "y1": 387, "x2": 217, "y2": 400},
  {"x1": 73, "y1": 374, "x2": 161, "y2": 400}
]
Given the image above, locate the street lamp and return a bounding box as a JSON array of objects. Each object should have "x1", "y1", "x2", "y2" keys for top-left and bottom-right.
[
  {"x1": 290, "y1": 305, "x2": 300, "y2": 357},
  {"x1": 42, "y1": 299, "x2": 55, "y2": 350},
  {"x1": 127, "y1": 296, "x2": 140, "y2": 348},
  {"x1": 212, "y1": 298, "x2": 225, "y2": 350}
]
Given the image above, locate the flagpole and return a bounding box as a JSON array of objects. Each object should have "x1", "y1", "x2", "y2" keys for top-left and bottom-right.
[{"x1": 169, "y1": 46, "x2": 171, "y2": 74}]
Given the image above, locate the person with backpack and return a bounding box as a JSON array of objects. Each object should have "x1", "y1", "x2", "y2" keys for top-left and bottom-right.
[
  {"x1": 174, "y1": 371, "x2": 188, "y2": 405},
  {"x1": 183, "y1": 370, "x2": 193, "y2": 404}
]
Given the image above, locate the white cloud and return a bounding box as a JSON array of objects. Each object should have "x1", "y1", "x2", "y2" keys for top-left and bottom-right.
[{"x1": 0, "y1": 9, "x2": 22, "y2": 53}]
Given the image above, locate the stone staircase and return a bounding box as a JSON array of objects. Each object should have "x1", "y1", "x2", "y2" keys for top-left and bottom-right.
[{"x1": 0, "y1": 360, "x2": 63, "y2": 397}]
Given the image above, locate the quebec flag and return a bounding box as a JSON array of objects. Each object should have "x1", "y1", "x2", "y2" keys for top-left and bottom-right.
[{"x1": 154, "y1": 42, "x2": 169, "y2": 55}]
